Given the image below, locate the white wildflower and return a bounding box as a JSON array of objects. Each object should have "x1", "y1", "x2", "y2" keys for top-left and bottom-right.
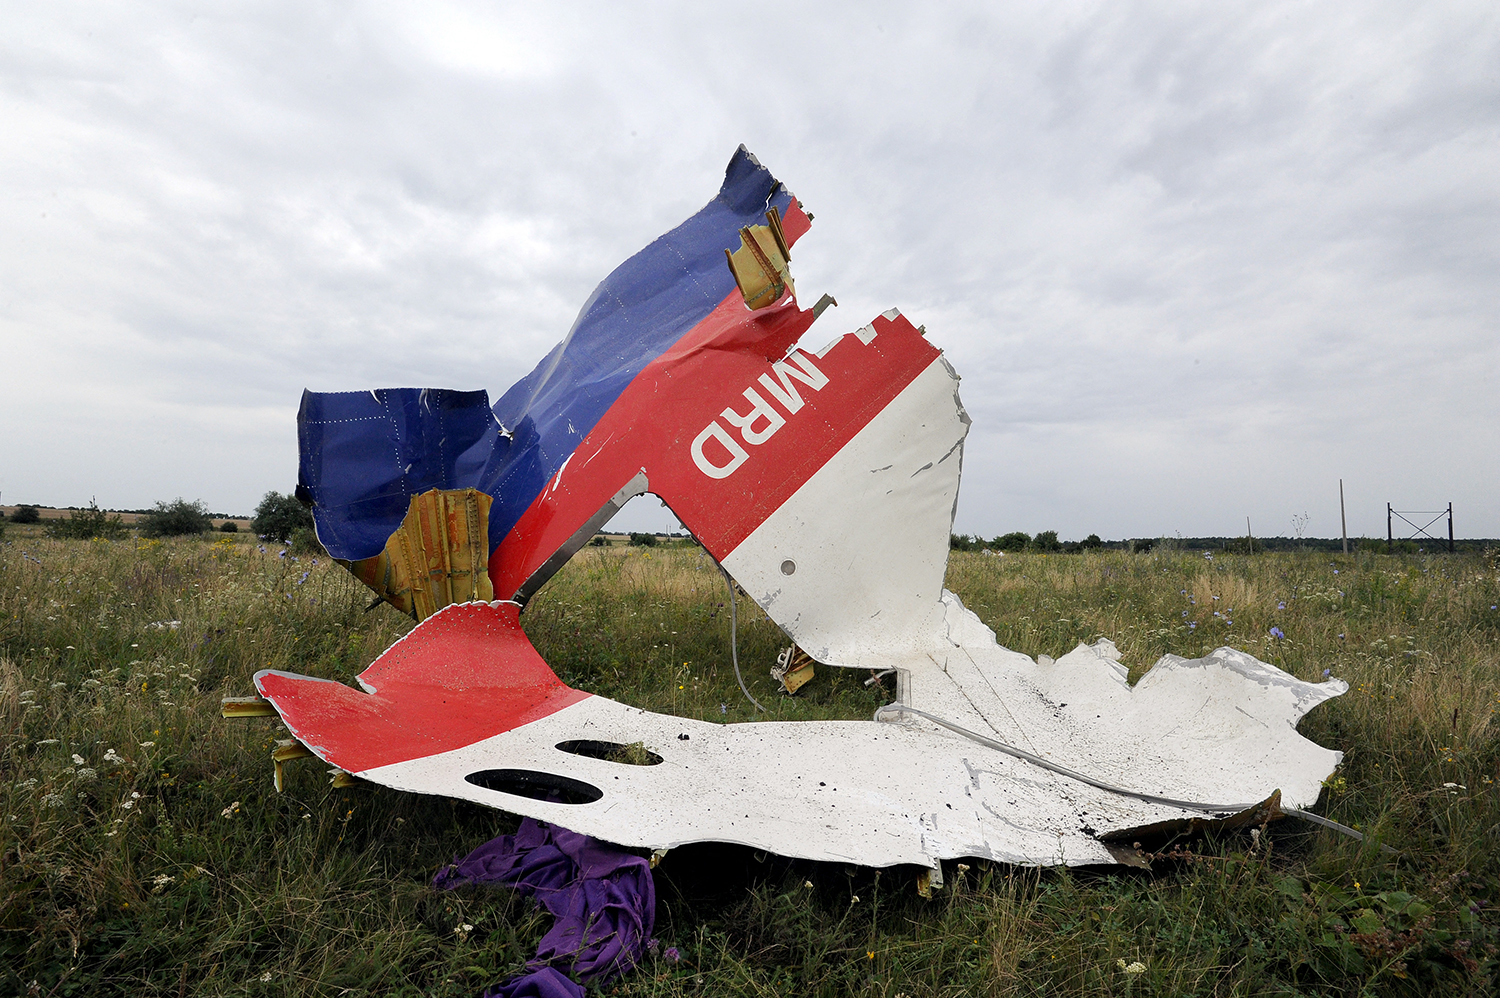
[
  {"x1": 139, "y1": 741, "x2": 155, "y2": 748},
  {"x1": 41, "y1": 792, "x2": 66, "y2": 808},
  {"x1": 150, "y1": 873, "x2": 175, "y2": 893},
  {"x1": 71, "y1": 754, "x2": 85, "y2": 765},
  {"x1": 75, "y1": 768, "x2": 97, "y2": 782},
  {"x1": 221, "y1": 801, "x2": 240, "y2": 818},
  {"x1": 1117, "y1": 958, "x2": 1147, "y2": 975}
]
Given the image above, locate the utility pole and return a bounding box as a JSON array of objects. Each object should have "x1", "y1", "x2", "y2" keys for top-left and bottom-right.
[
  {"x1": 1387, "y1": 503, "x2": 1393, "y2": 552},
  {"x1": 1448, "y1": 502, "x2": 1454, "y2": 553},
  {"x1": 1339, "y1": 480, "x2": 1348, "y2": 555}
]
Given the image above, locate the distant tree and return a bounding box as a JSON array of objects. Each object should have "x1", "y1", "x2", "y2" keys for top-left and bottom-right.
[
  {"x1": 140, "y1": 498, "x2": 213, "y2": 537},
  {"x1": 252, "y1": 491, "x2": 314, "y2": 543},
  {"x1": 949, "y1": 534, "x2": 976, "y2": 552},
  {"x1": 12, "y1": 505, "x2": 40, "y2": 524},
  {"x1": 1032, "y1": 530, "x2": 1061, "y2": 552},
  {"x1": 1080, "y1": 533, "x2": 1103, "y2": 550},
  {"x1": 992, "y1": 531, "x2": 1030, "y2": 552},
  {"x1": 219, "y1": 520, "x2": 239, "y2": 533},
  {"x1": 589, "y1": 535, "x2": 609, "y2": 546},
  {"x1": 47, "y1": 499, "x2": 128, "y2": 540},
  {"x1": 628, "y1": 532, "x2": 658, "y2": 547}
]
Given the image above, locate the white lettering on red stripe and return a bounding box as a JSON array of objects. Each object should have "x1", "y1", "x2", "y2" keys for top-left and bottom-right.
[{"x1": 690, "y1": 351, "x2": 828, "y2": 480}]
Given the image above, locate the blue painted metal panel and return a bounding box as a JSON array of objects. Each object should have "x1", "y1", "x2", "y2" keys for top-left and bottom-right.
[{"x1": 298, "y1": 146, "x2": 790, "y2": 561}]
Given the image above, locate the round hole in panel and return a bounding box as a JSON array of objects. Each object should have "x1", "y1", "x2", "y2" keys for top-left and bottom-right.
[{"x1": 780, "y1": 559, "x2": 796, "y2": 576}]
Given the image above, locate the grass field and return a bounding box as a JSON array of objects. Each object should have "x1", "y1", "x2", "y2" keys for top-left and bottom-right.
[{"x1": 2, "y1": 523, "x2": 1497, "y2": 996}]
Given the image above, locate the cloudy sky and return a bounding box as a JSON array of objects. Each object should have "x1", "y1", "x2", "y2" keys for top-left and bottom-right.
[{"x1": 3, "y1": 1, "x2": 1496, "y2": 541}]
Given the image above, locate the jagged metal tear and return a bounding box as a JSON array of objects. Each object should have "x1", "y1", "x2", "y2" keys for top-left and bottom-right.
[{"x1": 258, "y1": 314, "x2": 1346, "y2": 871}]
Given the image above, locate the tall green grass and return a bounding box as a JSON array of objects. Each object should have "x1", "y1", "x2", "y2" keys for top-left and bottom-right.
[{"x1": 2, "y1": 527, "x2": 1496, "y2": 995}]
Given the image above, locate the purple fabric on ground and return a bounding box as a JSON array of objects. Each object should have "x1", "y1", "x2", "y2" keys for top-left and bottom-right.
[
  {"x1": 481, "y1": 967, "x2": 584, "y2": 998},
  {"x1": 435, "y1": 817, "x2": 656, "y2": 993}
]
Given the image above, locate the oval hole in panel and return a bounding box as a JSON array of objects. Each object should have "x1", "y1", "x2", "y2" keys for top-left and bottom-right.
[
  {"x1": 780, "y1": 559, "x2": 796, "y2": 576},
  {"x1": 554, "y1": 740, "x2": 664, "y2": 766},
  {"x1": 464, "y1": 769, "x2": 603, "y2": 805}
]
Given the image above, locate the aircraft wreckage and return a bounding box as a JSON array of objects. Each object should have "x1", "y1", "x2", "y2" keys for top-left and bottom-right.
[{"x1": 231, "y1": 146, "x2": 1351, "y2": 876}]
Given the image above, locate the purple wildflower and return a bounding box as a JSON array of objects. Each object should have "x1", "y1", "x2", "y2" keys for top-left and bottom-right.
[
  {"x1": 1270, "y1": 626, "x2": 1285, "y2": 640},
  {"x1": 665, "y1": 947, "x2": 681, "y2": 963}
]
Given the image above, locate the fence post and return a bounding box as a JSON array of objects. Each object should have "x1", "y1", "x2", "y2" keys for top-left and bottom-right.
[{"x1": 1340, "y1": 480, "x2": 1348, "y2": 555}]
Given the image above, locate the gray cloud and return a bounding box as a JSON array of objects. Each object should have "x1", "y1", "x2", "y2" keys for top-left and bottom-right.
[{"x1": 1, "y1": 0, "x2": 1495, "y2": 540}]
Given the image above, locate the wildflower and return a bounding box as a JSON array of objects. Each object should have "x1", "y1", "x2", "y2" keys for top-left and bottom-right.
[
  {"x1": 34, "y1": 738, "x2": 59, "y2": 746},
  {"x1": 71, "y1": 753, "x2": 85, "y2": 765},
  {"x1": 151, "y1": 873, "x2": 175, "y2": 893},
  {"x1": 103, "y1": 748, "x2": 124, "y2": 764},
  {"x1": 1117, "y1": 959, "x2": 1147, "y2": 975},
  {"x1": 278, "y1": 550, "x2": 287, "y2": 559},
  {"x1": 867, "y1": 950, "x2": 875, "y2": 960},
  {"x1": 1269, "y1": 627, "x2": 1285, "y2": 640},
  {"x1": 296, "y1": 571, "x2": 309, "y2": 585},
  {"x1": 1277, "y1": 601, "x2": 1285, "y2": 609},
  {"x1": 850, "y1": 895, "x2": 860, "y2": 904},
  {"x1": 1188, "y1": 622, "x2": 1196, "y2": 630},
  {"x1": 1322, "y1": 668, "x2": 1331, "y2": 677},
  {"x1": 259, "y1": 971, "x2": 272, "y2": 983},
  {"x1": 1182, "y1": 611, "x2": 1188, "y2": 618},
  {"x1": 139, "y1": 741, "x2": 155, "y2": 748},
  {"x1": 664, "y1": 947, "x2": 681, "y2": 963},
  {"x1": 221, "y1": 801, "x2": 240, "y2": 818},
  {"x1": 76, "y1": 768, "x2": 97, "y2": 781},
  {"x1": 42, "y1": 792, "x2": 66, "y2": 808},
  {"x1": 719, "y1": 703, "x2": 727, "y2": 715},
  {"x1": 804, "y1": 880, "x2": 814, "y2": 889}
]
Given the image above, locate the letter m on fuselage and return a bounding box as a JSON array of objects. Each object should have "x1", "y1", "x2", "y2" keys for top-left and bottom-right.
[{"x1": 756, "y1": 352, "x2": 828, "y2": 414}]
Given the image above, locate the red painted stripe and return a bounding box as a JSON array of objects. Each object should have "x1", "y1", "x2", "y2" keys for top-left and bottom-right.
[
  {"x1": 491, "y1": 308, "x2": 940, "y2": 597},
  {"x1": 255, "y1": 602, "x2": 589, "y2": 773}
]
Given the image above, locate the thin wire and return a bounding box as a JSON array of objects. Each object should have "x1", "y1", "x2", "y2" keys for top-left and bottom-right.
[
  {"x1": 877, "y1": 703, "x2": 1393, "y2": 853},
  {"x1": 719, "y1": 563, "x2": 765, "y2": 712}
]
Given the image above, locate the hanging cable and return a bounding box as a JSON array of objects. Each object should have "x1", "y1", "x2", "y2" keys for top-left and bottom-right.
[
  {"x1": 718, "y1": 562, "x2": 765, "y2": 712},
  {"x1": 876, "y1": 702, "x2": 1391, "y2": 853}
]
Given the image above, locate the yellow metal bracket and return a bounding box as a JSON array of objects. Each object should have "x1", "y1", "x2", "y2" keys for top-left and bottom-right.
[
  {"x1": 725, "y1": 208, "x2": 794, "y2": 310},
  {"x1": 772, "y1": 645, "x2": 817, "y2": 695},
  {"x1": 342, "y1": 487, "x2": 494, "y2": 620}
]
